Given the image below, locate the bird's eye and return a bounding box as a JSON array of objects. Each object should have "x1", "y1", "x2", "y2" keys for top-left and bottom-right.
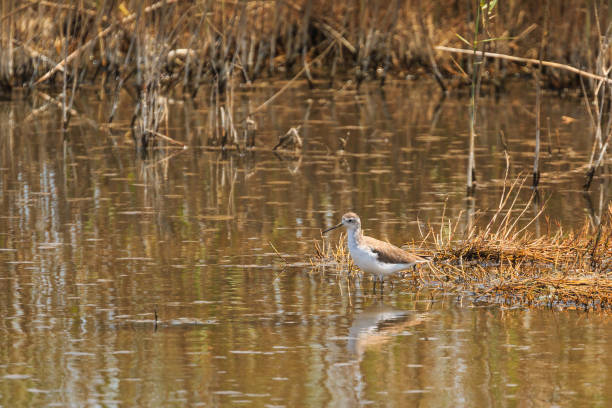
[{"x1": 347, "y1": 219, "x2": 353, "y2": 223}]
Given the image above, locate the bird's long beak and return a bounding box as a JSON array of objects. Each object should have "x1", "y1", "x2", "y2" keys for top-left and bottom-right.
[{"x1": 322, "y1": 222, "x2": 343, "y2": 234}]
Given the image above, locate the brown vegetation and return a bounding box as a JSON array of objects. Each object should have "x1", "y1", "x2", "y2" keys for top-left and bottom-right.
[
  {"x1": 312, "y1": 179, "x2": 612, "y2": 311},
  {"x1": 0, "y1": 2, "x2": 609, "y2": 188},
  {"x1": 1, "y1": 1, "x2": 610, "y2": 94}
]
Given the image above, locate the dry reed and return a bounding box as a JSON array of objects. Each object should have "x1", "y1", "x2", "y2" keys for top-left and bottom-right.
[{"x1": 1, "y1": 1, "x2": 611, "y2": 95}]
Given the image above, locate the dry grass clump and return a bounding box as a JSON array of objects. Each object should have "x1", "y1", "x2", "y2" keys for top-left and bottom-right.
[
  {"x1": 427, "y1": 200, "x2": 612, "y2": 311},
  {"x1": 430, "y1": 183, "x2": 610, "y2": 275},
  {"x1": 488, "y1": 277, "x2": 612, "y2": 311},
  {"x1": 312, "y1": 232, "x2": 354, "y2": 277},
  {"x1": 312, "y1": 180, "x2": 611, "y2": 311}
]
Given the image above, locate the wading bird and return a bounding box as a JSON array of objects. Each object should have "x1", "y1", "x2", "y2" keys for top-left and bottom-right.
[{"x1": 323, "y1": 212, "x2": 429, "y2": 292}]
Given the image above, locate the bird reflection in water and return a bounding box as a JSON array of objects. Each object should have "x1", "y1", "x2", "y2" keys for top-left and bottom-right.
[
  {"x1": 325, "y1": 302, "x2": 426, "y2": 406},
  {"x1": 347, "y1": 301, "x2": 425, "y2": 357}
]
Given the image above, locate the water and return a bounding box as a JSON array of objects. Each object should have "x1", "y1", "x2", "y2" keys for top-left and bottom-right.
[{"x1": 0, "y1": 80, "x2": 610, "y2": 407}]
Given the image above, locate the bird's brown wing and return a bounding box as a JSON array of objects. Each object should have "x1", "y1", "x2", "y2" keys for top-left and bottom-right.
[{"x1": 363, "y1": 236, "x2": 428, "y2": 265}]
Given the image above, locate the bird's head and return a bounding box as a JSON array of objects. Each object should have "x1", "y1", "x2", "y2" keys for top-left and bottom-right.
[{"x1": 323, "y1": 212, "x2": 361, "y2": 234}]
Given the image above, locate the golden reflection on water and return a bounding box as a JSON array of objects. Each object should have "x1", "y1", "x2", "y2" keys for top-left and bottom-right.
[{"x1": 0, "y1": 81, "x2": 610, "y2": 406}]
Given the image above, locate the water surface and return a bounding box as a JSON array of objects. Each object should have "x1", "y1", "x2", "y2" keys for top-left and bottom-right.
[{"x1": 0, "y1": 80, "x2": 610, "y2": 406}]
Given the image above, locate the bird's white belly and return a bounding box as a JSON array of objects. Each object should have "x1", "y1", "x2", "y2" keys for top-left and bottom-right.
[{"x1": 348, "y1": 242, "x2": 410, "y2": 277}]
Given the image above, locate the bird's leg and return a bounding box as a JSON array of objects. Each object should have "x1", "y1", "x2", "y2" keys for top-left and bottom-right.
[
  {"x1": 379, "y1": 277, "x2": 384, "y2": 295},
  {"x1": 372, "y1": 278, "x2": 377, "y2": 294}
]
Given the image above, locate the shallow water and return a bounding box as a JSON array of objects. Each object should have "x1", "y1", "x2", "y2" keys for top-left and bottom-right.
[{"x1": 0, "y1": 80, "x2": 610, "y2": 407}]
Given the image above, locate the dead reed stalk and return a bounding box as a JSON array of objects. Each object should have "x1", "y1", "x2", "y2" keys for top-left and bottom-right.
[{"x1": 584, "y1": 14, "x2": 612, "y2": 190}]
